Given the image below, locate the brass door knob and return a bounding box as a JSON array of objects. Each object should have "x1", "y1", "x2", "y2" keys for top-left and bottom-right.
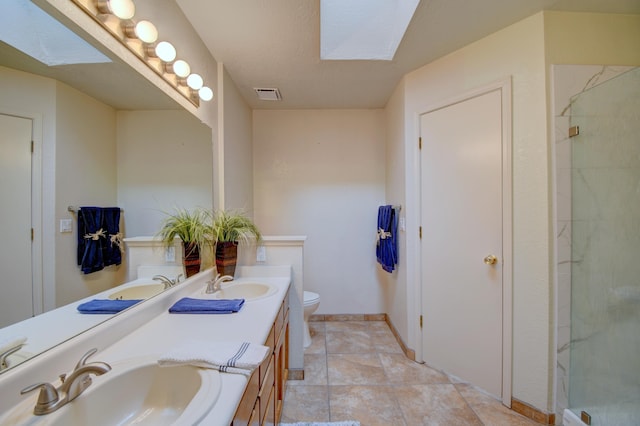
[{"x1": 484, "y1": 255, "x2": 498, "y2": 265}]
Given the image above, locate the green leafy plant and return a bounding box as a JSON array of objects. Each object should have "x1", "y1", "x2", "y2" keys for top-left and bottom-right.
[
  {"x1": 211, "y1": 210, "x2": 261, "y2": 244},
  {"x1": 156, "y1": 207, "x2": 213, "y2": 249}
]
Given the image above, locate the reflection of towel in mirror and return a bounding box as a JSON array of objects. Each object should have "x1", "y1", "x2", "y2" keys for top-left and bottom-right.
[
  {"x1": 158, "y1": 340, "x2": 269, "y2": 376},
  {"x1": 77, "y1": 207, "x2": 122, "y2": 274},
  {"x1": 376, "y1": 205, "x2": 398, "y2": 273},
  {"x1": 77, "y1": 299, "x2": 142, "y2": 314},
  {"x1": 168, "y1": 298, "x2": 245, "y2": 314},
  {"x1": 101, "y1": 207, "x2": 122, "y2": 267}
]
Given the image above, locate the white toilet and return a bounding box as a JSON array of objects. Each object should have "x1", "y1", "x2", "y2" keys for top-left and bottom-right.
[{"x1": 303, "y1": 291, "x2": 320, "y2": 348}]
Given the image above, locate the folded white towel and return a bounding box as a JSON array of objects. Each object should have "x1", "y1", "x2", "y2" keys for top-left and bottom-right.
[
  {"x1": 158, "y1": 340, "x2": 269, "y2": 376},
  {"x1": 0, "y1": 336, "x2": 27, "y2": 355}
]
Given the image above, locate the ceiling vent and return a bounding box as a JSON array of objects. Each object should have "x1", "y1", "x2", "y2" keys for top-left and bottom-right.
[{"x1": 254, "y1": 88, "x2": 282, "y2": 101}]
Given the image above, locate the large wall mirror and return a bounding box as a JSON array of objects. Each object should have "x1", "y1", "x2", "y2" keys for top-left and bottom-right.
[{"x1": 0, "y1": 0, "x2": 213, "y2": 373}]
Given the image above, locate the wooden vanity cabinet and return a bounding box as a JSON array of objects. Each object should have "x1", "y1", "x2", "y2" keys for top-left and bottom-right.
[{"x1": 231, "y1": 289, "x2": 289, "y2": 426}]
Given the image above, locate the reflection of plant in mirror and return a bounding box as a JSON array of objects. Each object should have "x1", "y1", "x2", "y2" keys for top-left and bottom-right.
[{"x1": 157, "y1": 208, "x2": 213, "y2": 277}]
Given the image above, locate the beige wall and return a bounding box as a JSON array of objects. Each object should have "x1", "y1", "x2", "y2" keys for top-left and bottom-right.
[
  {"x1": 544, "y1": 11, "x2": 640, "y2": 65},
  {"x1": 397, "y1": 13, "x2": 551, "y2": 410},
  {"x1": 0, "y1": 66, "x2": 56, "y2": 311},
  {"x1": 116, "y1": 110, "x2": 213, "y2": 238},
  {"x1": 383, "y1": 79, "x2": 408, "y2": 340},
  {"x1": 385, "y1": 10, "x2": 640, "y2": 413},
  {"x1": 0, "y1": 67, "x2": 125, "y2": 308},
  {"x1": 253, "y1": 109, "x2": 387, "y2": 314},
  {"x1": 221, "y1": 66, "x2": 254, "y2": 212},
  {"x1": 54, "y1": 82, "x2": 124, "y2": 306}
]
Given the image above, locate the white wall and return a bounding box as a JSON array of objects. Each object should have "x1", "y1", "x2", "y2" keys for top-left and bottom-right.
[
  {"x1": 0, "y1": 68, "x2": 127, "y2": 308},
  {"x1": 383, "y1": 79, "x2": 409, "y2": 340},
  {"x1": 396, "y1": 13, "x2": 551, "y2": 411},
  {"x1": 253, "y1": 109, "x2": 386, "y2": 314},
  {"x1": 55, "y1": 82, "x2": 124, "y2": 306},
  {"x1": 221, "y1": 66, "x2": 254, "y2": 212},
  {"x1": 0, "y1": 66, "x2": 56, "y2": 312},
  {"x1": 116, "y1": 110, "x2": 213, "y2": 237},
  {"x1": 386, "y1": 10, "x2": 640, "y2": 414}
]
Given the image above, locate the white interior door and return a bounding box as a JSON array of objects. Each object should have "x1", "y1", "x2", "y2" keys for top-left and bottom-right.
[
  {"x1": 420, "y1": 88, "x2": 506, "y2": 399},
  {"x1": 0, "y1": 114, "x2": 33, "y2": 328}
]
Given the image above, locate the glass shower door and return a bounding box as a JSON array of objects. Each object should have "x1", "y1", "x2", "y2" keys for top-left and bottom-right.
[{"x1": 569, "y1": 67, "x2": 640, "y2": 425}]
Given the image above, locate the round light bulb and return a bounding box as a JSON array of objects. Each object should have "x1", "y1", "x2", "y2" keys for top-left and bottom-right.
[
  {"x1": 187, "y1": 73, "x2": 203, "y2": 90},
  {"x1": 134, "y1": 20, "x2": 158, "y2": 43},
  {"x1": 173, "y1": 60, "x2": 191, "y2": 78},
  {"x1": 199, "y1": 86, "x2": 213, "y2": 101},
  {"x1": 155, "y1": 41, "x2": 176, "y2": 62},
  {"x1": 107, "y1": 0, "x2": 135, "y2": 20}
]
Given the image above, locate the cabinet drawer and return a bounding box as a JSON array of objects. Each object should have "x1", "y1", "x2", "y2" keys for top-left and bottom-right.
[
  {"x1": 274, "y1": 289, "x2": 289, "y2": 343},
  {"x1": 260, "y1": 324, "x2": 275, "y2": 384},
  {"x1": 261, "y1": 384, "x2": 276, "y2": 426},
  {"x1": 248, "y1": 406, "x2": 259, "y2": 426},
  {"x1": 258, "y1": 354, "x2": 275, "y2": 422},
  {"x1": 232, "y1": 369, "x2": 259, "y2": 426}
]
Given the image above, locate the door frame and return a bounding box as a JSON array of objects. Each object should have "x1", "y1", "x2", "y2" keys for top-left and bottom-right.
[
  {"x1": 415, "y1": 78, "x2": 513, "y2": 406},
  {"x1": 1, "y1": 110, "x2": 44, "y2": 317}
]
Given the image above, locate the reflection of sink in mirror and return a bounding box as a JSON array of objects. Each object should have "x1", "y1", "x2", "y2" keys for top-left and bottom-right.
[
  {"x1": 1, "y1": 358, "x2": 221, "y2": 426},
  {"x1": 207, "y1": 282, "x2": 277, "y2": 301},
  {"x1": 108, "y1": 284, "x2": 165, "y2": 301}
]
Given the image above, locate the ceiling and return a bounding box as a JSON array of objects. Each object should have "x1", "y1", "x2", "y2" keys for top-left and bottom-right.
[{"x1": 177, "y1": 0, "x2": 640, "y2": 109}]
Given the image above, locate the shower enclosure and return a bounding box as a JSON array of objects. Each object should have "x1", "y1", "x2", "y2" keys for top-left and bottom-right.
[{"x1": 567, "y1": 67, "x2": 640, "y2": 425}]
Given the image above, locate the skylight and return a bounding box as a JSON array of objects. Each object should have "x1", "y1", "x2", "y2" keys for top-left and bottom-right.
[
  {"x1": 0, "y1": 0, "x2": 110, "y2": 66},
  {"x1": 320, "y1": 0, "x2": 419, "y2": 61}
]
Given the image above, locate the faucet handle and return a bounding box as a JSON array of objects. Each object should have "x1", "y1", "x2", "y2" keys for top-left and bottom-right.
[
  {"x1": 174, "y1": 273, "x2": 184, "y2": 283},
  {"x1": 74, "y1": 348, "x2": 98, "y2": 370},
  {"x1": 20, "y1": 382, "x2": 60, "y2": 413},
  {"x1": 0, "y1": 343, "x2": 24, "y2": 370}
]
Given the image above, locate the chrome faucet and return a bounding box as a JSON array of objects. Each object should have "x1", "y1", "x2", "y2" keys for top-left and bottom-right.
[
  {"x1": 20, "y1": 348, "x2": 111, "y2": 415},
  {"x1": 205, "y1": 273, "x2": 233, "y2": 294},
  {"x1": 153, "y1": 273, "x2": 183, "y2": 289}
]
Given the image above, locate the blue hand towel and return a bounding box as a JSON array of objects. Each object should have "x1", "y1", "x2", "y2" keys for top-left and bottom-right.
[
  {"x1": 169, "y1": 297, "x2": 245, "y2": 314},
  {"x1": 77, "y1": 299, "x2": 142, "y2": 314},
  {"x1": 376, "y1": 205, "x2": 398, "y2": 273}
]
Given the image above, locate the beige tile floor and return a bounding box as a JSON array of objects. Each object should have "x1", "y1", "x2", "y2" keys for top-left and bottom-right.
[{"x1": 281, "y1": 321, "x2": 541, "y2": 426}]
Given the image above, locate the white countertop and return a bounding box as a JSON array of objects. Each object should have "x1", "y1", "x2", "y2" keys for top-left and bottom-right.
[
  {"x1": 0, "y1": 266, "x2": 292, "y2": 425},
  {"x1": 97, "y1": 271, "x2": 291, "y2": 425},
  {"x1": 0, "y1": 277, "x2": 167, "y2": 363}
]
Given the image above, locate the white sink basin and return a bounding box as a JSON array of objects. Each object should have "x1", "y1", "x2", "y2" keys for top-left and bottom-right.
[
  {"x1": 108, "y1": 283, "x2": 165, "y2": 300},
  {"x1": 51, "y1": 358, "x2": 219, "y2": 425},
  {"x1": 208, "y1": 282, "x2": 277, "y2": 301}
]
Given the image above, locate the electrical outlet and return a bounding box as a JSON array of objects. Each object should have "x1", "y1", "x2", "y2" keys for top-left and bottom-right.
[
  {"x1": 165, "y1": 247, "x2": 176, "y2": 262},
  {"x1": 256, "y1": 245, "x2": 267, "y2": 262}
]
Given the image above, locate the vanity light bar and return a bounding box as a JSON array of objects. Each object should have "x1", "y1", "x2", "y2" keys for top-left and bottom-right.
[{"x1": 71, "y1": 0, "x2": 214, "y2": 105}]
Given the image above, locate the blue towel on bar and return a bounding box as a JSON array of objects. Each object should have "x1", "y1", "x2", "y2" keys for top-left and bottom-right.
[
  {"x1": 376, "y1": 205, "x2": 398, "y2": 273},
  {"x1": 169, "y1": 297, "x2": 245, "y2": 314},
  {"x1": 77, "y1": 299, "x2": 142, "y2": 314}
]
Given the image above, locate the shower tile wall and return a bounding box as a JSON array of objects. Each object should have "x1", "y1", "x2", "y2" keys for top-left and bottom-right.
[{"x1": 553, "y1": 65, "x2": 633, "y2": 420}]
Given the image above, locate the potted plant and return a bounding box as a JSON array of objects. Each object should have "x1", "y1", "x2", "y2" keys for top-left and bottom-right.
[
  {"x1": 211, "y1": 210, "x2": 261, "y2": 277},
  {"x1": 157, "y1": 207, "x2": 213, "y2": 277}
]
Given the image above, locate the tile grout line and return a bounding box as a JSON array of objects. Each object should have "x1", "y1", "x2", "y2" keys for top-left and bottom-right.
[{"x1": 323, "y1": 322, "x2": 333, "y2": 422}]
